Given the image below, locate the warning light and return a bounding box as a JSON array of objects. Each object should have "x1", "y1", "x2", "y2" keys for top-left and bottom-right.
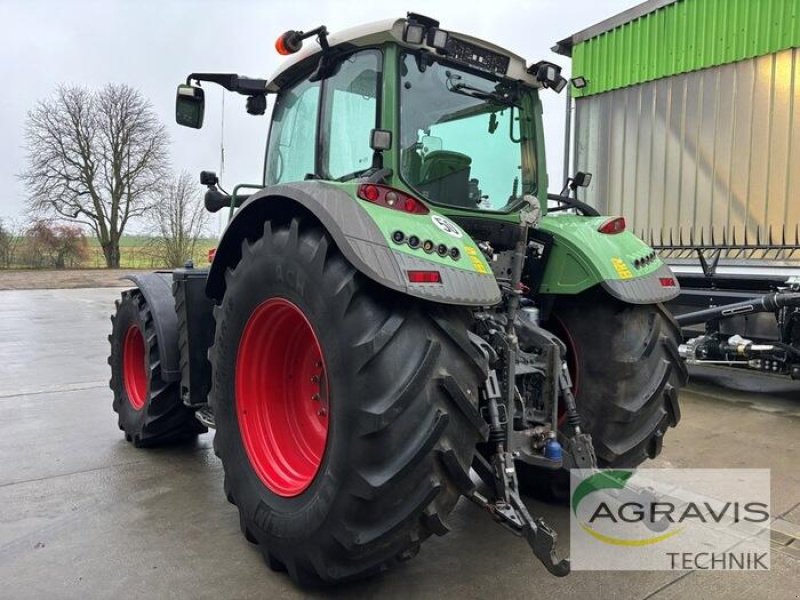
[{"x1": 276, "y1": 31, "x2": 303, "y2": 55}]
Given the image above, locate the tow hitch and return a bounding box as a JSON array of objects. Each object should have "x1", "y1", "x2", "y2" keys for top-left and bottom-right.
[{"x1": 465, "y1": 367, "x2": 598, "y2": 576}]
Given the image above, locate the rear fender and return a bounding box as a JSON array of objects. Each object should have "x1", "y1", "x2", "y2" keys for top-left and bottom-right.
[
  {"x1": 122, "y1": 272, "x2": 180, "y2": 382},
  {"x1": 206, "y1": 181, "x2": 501, "y2": 306},
  {"x1": 536, "y1": 214, "x2": 679, "y2": 305}
]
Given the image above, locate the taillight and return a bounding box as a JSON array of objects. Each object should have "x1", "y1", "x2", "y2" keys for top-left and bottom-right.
[
  {"x1": 659, "y1": 277, "x2": 676, "y2": 287},
  {"x1": 357, "y1": 184, "x2": 429, "y2": 215},
  {"x1": 598, "y1": 217, "x2": 626, "y2": 234},
  {"x1": 407, "y1": 270, "x2": 442, "y2": 283}
]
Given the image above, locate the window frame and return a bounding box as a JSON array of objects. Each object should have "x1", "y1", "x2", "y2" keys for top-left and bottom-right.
[
  {"x1": 262, "y1": 76, "x2": 322, "y2": 186},
  {"x1": 396, "y1": 50, "x2": 539, "y2": 215},
  {"x1": 317, "y1": 49, "x2": 383, "y2": 181},
  {"x1": 262, "y1": 48, "x2": 383, "y2": 186}
]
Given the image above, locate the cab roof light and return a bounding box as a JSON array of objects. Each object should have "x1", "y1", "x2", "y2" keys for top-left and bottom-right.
[
  {"x1": 404, "y1": 23, "x2": 425, "y2": 44},
  {"x1": 404, "y1": 12, "x2": 440, "y2": 45},
  {"x1": 407, "y1": 270, "x2": 442, "y2": 284},
  {"x1": 427, "y1": 27, "x2": 449, "y2": 51},
  {"x1": 357, "y1": 184, "x2": 429, "y2": 215},
  {"x1": 275, "y1": 30, "x2": 303, "y2": 55},
  {"x1": 275, "y1": 26, "x2": 328, "y2": 56},
  {"x1": 598, "y1": 217, "x2": 626, "y2": 235}
]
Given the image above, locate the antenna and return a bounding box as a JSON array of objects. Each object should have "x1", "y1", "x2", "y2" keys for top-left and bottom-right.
[
  {"x1": 218, "y1": 90, "x2": 226, "y2": 235},
  {"x1": 219, "y1": 90, "x2": 226, "y2": 176}
]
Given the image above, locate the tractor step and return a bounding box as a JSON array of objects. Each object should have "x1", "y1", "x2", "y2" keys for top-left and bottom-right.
[{"x1": 194, "y1": 407, "x2": 216, "y2": 429}]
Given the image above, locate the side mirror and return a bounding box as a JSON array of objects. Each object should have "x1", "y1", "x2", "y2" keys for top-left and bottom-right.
[
  {"x1": 176, "y1": 84, "x2": 205, "y2": 129},
  {"x1": 571, "y1": 171, "x2": 592, "y2": 189}
]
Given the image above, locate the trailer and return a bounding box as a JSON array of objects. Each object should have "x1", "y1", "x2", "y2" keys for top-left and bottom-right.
[{"x1": 554, "y1": 0, "x2": 800, "y2": 379}]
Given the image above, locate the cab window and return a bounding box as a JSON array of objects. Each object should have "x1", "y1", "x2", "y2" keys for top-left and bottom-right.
[
  {"x1": 320, "y1": 50, "x2": 381, "y2": 179},
  {"x1": 265, "y1": 78, "x2": 321, "y2": 185}
]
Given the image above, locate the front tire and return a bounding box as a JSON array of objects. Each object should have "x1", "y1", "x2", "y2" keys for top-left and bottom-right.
[{"x1": 209, "y1": 217, "x2": 487, "y2": 587}]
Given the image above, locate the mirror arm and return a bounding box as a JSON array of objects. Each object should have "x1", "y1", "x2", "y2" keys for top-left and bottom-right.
[{"x1": 186, "y1": 73, "x2": 269, "y2": 96}]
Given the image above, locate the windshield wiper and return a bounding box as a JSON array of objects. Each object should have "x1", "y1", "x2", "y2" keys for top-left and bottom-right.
[
  {"x1": 335, "y1": 168, "x2": 372, "y2": 182},
  {"x1": 446, "y1": 79, "x2": 517, "y2": 107}
]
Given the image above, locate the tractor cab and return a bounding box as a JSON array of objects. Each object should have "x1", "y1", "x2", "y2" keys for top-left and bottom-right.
[{"x1": 176, "y1": 14, "x2": 566, "y2": 222}]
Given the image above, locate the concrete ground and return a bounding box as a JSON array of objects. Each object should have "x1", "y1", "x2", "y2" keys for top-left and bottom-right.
[{"x1": 0, "y1": 287, "x2": 798, "y2": 600}]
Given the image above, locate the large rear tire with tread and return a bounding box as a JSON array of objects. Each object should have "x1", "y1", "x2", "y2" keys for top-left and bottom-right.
[
  {"x1": 209, "y1": 216, "x2": 487, "y2": 587},
  {"x1": 108, "y1": 289, "x2": 206, "y2": 447},
  {"x1": 517, "y1": 289, "x2": 687, "y2": 498}
]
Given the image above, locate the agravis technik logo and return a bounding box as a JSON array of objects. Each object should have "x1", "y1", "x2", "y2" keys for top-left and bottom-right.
[{"x1": 570, "y1": 469, "x2": 771, "y2": 571}]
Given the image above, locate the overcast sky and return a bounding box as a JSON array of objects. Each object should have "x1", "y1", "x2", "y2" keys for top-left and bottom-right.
[{"x1": 0, "y1": 0, "x2": 639, "y2": 233}]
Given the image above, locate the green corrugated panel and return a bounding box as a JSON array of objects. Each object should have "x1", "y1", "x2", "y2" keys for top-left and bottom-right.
[{"x1": 572, "y1": 0, "x2": 800, "y2": 97}]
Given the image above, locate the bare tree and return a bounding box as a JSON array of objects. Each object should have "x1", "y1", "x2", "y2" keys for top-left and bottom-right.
[
  {"x1": 20, "y1": 84, "x2": 169, "y2": 268},
  {"x1": 149, "y1": 171, "x2": 209, "y2": 268}
]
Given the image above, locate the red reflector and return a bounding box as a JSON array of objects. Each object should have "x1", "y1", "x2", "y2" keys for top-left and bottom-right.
[
  {"x1": 407, "y1": 270, "x2": 442, "y2": 284},
  {"x1": 208, "y1": 247, "x2": 217, "y2": 263},
  {"x1": 659, "y1": 277, "x2": 676, "y2": 287},
  {"x1": 598, "y1": 217, "x2": 626, "y2": 234},
  {"x1": 357, "y1": 184, "x2": 429, "y2": 215}
]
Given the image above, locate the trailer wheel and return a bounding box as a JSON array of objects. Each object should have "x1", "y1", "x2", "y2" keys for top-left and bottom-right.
[
  {"x1": 517, "y1": 289, "x2": 687, "y2": 499},
  {"x1": 209, "y1": 217, "x2": 487, "y2": 587},
  {"x1": 108, "y1": 289, "x2": 206, "y2": 447}
]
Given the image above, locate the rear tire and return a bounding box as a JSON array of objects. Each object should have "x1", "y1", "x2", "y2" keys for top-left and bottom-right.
[
  {"x1": 209, "y1": 217, "x2": 487, "y2": 587},
  {"x1": 517, "y1": 289, "x2": 687, "y2": 498},
  {"x1": 108, "y1": 289, "x2": 206, "y2": 447}
]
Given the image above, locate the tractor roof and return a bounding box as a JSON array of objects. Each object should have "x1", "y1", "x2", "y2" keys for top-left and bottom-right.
[{"x1": 267, "y1": 17, "x2": 539, "y2": 92}]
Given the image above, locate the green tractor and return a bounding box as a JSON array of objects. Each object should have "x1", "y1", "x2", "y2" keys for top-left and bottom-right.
[{"x1": 108, "y1": 14, "x2": 686, "y2": 586}]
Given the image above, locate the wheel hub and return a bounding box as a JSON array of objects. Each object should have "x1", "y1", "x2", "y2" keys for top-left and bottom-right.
[{"x1": 235, "y1": 298, "x2": 329, "y2": 497}]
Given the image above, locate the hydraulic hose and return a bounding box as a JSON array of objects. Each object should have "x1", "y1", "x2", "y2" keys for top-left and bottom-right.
[{"x1": 676, "y1": 292, "x2": 800, "y2": 327}]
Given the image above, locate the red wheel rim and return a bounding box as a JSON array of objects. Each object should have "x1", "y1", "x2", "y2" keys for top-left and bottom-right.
[
  {"x1": 123, "y1": 325, "x2": 147, "y2": 411},
  {"x1": 236, "y1": 298, "x2": 329, "y2": 497}
]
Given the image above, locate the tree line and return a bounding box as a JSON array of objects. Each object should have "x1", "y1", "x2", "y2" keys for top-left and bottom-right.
[{"x1": 16, "y1": 83, "x2": 209, "y2": 269}]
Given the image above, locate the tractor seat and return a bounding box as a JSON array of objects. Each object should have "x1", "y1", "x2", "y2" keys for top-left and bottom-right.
[{"x1": 417, "y1": 150, "x2": 472, "y2": 208}]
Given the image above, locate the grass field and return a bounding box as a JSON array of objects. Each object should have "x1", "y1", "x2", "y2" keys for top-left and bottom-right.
[{"x1": 83, "y1": 235, "x2": 218, "y2": 269}]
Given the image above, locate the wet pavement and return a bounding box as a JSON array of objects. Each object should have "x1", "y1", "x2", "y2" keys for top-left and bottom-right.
[{"x1": 0, "y1": 287, "x2": 798, "y2": 599}]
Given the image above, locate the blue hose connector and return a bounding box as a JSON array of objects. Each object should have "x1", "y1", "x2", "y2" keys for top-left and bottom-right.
[{"x1": 544, "y1": 438, "x2": 563, "y2": 461}]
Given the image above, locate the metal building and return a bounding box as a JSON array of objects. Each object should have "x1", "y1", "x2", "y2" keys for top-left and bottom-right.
[{"x1": 555, "y1": 0, "x2": 800, "y2": 268}]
